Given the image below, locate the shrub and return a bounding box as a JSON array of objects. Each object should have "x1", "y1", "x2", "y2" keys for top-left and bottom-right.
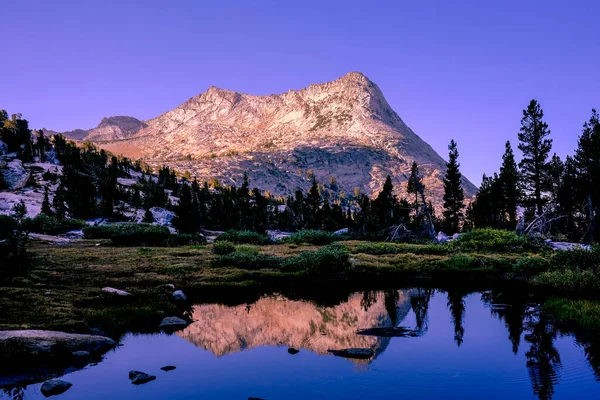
[
  {"x1": 550, "y1": 247, "x2": 600, "y2": 273},
  {"x1": 215, "y1": 230, "x2": 272, "y2": 245},
  {"x1": 110, "y1": 225, "x2": 171, "y2": 246},
  {"x1": 214, "y1": 251, "x2": 282, "y2": 270},
  {"x1": 212, "y1": 241, "x2": 235, "y2": 255},
  {"x1": 512, "y1": 256, "x2": 550, "y2": 275},
  {"x1": 84, "y1": 223, "x2": 170, "y2": 245},
  {"x1": 282, "y1": 243, "x2": 351, "y2": 276},
  {"x1": 532, "y1": 269, "x2": 600, "y2": 293},
  {"x1": 26, "y1": 214, "x2": 86, "y2": 235},
  {"x1": 448, "y1": 229, "x2": 540, "y2": 253},
  {"x1": 355, "y1": 242, "x2": 448, "y2": 256},
  {"x1": 282, "y1": 230, "x2": 335, "y2": 245}
]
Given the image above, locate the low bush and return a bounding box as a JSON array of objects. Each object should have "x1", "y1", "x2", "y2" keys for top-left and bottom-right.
[
  {"x1": 84, "y1": 224, "x2": 170, "y2": 245},
  {"x1": 511, "y1": 256, "x2": 551, "y2": 275},
  {"x1": 449, "y1": 229, "x2": 541, "y2": 253},
  {"x1": 215, "y1": 230, "x2": 272, "y2": 245},
  {"x1": 355, "y1": 242, "x2": 448, "y2": 256},
  {"x1": 532, "y1": 269, "x2": 600, "y2": 293},
  {"x1": 212, "y1": 241, "x2": 235, "y2": 255},
  {"x1": 282, "y1": 243, "x2": 352, "y2": 276},
  {"x1": 550, "y1": 247, "x2": 600, "y2": 273},
  {"x1": 26, "y1": 214, "x2": 86, "y2": 235},
  {"x1": 235, "y1": 245, "x2": 260, "y2": 255},
  {"x1": 213, "y1": 251, "x2": 282, "y2": 270},
  {"x1": 282, "y1": 230, "x2": 335, "y2": 245}
]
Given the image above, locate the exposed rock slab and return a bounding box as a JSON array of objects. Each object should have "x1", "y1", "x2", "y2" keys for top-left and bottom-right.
[
  {"x1": 0, "y1": 330, "x2": 115, "y2": 387},
  {"x1": 102, "y1": 287, "x2": 131, "y2": 296}
]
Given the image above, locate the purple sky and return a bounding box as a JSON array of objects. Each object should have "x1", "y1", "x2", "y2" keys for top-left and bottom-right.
[{"x1": 2, "y1": 0, "x2": 599, "y2": 185}]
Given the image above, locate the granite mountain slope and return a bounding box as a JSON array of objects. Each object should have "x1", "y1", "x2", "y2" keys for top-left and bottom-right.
[{"x1": 51, "y1": 72, "x2": 477, "y2": 202}]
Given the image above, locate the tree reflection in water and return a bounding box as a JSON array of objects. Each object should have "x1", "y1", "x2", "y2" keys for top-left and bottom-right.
[
  {"x1": 1, "y1": 387, "x2": 24, "y2": 400},
  {"x1": 482, "y1": 289, "x2": 530, "y2": 354},
  {"x1": 524, "y1": 314, "x2": 562, "y2": 400},
  {"x1": 446, "y1": 290, "x2": 468, "y2": 347},
  {"x1": 410, "y1": 288, "x2": 434, "y2": 334}
]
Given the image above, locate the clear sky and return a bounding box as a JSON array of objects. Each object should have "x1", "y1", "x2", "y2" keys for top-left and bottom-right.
[{"x1": 2, "y1": 0, "x2": 599, "y2": 185}]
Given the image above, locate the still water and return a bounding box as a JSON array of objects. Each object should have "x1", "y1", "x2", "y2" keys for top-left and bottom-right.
[{"x1": 2, "y1": 289, "x2": 600, "y2": 399}]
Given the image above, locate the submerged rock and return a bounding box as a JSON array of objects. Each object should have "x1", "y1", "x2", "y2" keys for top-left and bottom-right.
[
  {"x1": 129, "y1": 371, "x2": 156, "y2": 385},
  {"x1": 102, "y1": 287, "x2": 131, "y2": 296},
  {"x1": 40, "y1": 379, "x2": 73, "y2": 397},
  {"x1": 327, "y1": 348, "x2": 374, "y2": 360},
  {"x1": 71, "y1": 350, "x2": 92, "y2": 366},
  {"x1": 160, "y1": 365, "x2": 176, "y2": 371},
  {"x1": 159, "y1": 316, "x2": 189, "y2": 331},
  {"x1": 287, "y1": 348, "x2": 300, "y2": 355},
  {"x1": 172, "y1": 290, "x2": 187, "y2": 302},
  {"x1": 356, "y1": 327, "x2": 420, "y2": 337}
]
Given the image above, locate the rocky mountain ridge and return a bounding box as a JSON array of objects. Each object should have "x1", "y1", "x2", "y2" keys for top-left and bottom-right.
[{"x1": 49, "y1": 72, "x2": 477, "y2": 203}]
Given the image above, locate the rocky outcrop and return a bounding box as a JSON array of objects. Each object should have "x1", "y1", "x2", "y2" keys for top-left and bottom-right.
[
  {"x1": 0, "y1": 159, "x2": 30, "y2": 190},
  {"x1": 52, "y1": 73, "x2": 477, "y2": 206},
  {"x1": 0, "y1": 330, "x2": 115, "y2": 387}
]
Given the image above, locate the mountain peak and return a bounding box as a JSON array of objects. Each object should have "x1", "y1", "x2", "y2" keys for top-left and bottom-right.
[{"x1": 52, "y1": 74, "x2": 478, "y2": 203}]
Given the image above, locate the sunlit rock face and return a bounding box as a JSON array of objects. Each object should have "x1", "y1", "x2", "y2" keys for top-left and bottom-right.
[
  {"x1": 177, "y1": 291, "x2": 412, "y2": 362},
  {"x1": 51, "y1": 73, "x2": 477, "y2": 205}
]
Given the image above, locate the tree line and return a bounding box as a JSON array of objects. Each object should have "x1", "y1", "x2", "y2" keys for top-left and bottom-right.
[{"x1": 2, "y1": 101, "x2": 599, "y2": 242}]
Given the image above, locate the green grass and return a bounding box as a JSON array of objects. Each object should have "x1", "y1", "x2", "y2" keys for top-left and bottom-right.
[{"x1": 544, "y1": 298, "x2": 600, "y2": 333}]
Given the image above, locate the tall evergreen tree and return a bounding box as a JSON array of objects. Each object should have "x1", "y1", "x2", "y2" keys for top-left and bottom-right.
[
  {"x1": 172, "y1": 183, "x2": 198, "y2": 233},
  {"x1": 41, "y1": 186, "x2": 52, "y2": 216},
  {"x1": 498, "y1": 141, "x2": 520, "y2": 228},
  {"x1": 53, "y1": 181, "x2": 67, "y2": 220},
  {"x1": 573, "y1": 109, "x2": 600, "y2": 242},
  {"x1": 373, "y1": 175, "x2": 397, "y2": 229},
  {"x1": 407, "y1": 161, "x2": 422, "y2": 206},
  {"x1": 442, "y1": 140, "x2": 465, "y2": 233},
  {"x1": 305, "y1": 178, "x2": 321, "y2": 229},
  {"x1": 518, "y1": 99, "x2": 552, "y2": 216}
]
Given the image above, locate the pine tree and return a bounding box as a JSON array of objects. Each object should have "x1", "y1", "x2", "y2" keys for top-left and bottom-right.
[
  {"x1": 250, "y1": 188, "x2": 268, "y2": 233},
  {"x1": 407, "y1": 161, "x2": 422, "y2": 207},
  {"x1": 373, "y1": 175, "x2": 397, "y2": 229},
  {"x1": 442, "y1": 140, "x2": 465, "y2": 233},
  {"x1": 305, "y1": 178, "x2": 321, "y2": 229},
  {"x1": 573, "y1": 109, "x2": 600, "y2": 242},
  {"x1": 498, "y1": 141, "x2": 520, "y2": 228},
  {"x1": 41, "y1": 186, "x2": 53, "y2": 216},
  {"x1": 53, "y1": 181, "x2": 67, "y2": 220},
  {"x1": 518, "y1": 99, "x2": 553, "y2": 216},
  {"x1": 172, "y1": 183, "x2": 197, "y2": 233}
]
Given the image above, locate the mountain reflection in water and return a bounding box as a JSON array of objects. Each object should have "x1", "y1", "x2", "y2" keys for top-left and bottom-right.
[
  {"x1": 178, "y1": 290, "x2": 413, "y2": 362},
  {"x1": 2, "y1": 288, "x2": 600, "y2": 400}
]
